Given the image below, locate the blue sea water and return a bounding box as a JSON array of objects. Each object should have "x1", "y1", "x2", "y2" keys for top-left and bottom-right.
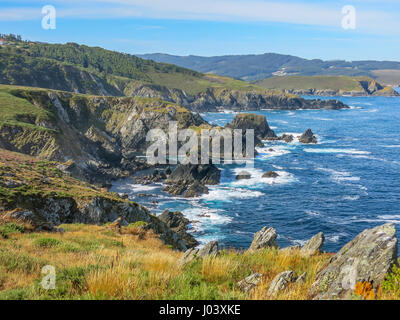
[{"x1": 112, "y1": 94, "x2": 400, "y2": 253}]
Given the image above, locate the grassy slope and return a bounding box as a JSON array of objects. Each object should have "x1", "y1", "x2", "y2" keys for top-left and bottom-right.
[
  {"x1": 0, "y1": 148, "x2": 123, "y2": 205},
  {"x1": 0, "y1": 220, "x2": 399, "y2": 300},
  {"x1": 371, "y1": 70, "x2": 400, "y2": 86},
  {"x1": 0, "y1": 41, "x2": 266, "y2": 97},
  {"x1": 255, "y1": 75, "x2": 373, "y2": 91}
]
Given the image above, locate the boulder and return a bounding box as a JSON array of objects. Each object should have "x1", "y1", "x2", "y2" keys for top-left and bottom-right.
[
  {"x1": 309, "y1": 223, "x2": 398, "y2": 300},
  {"x1": 262, "y1": 171, "x2": 279, "y2": 179},
  {"x1": 178, "y1": 241, "x2": 219, "y2": 266},
  {"x1": 238, "y1": 273, "x2": 264, "y2": 293},
  {"x1": 299, "y1": 129, "x2": 317, "y2": 144},
  {"x1": 249, "y1": 227, "x2": 278, "y2": 251},
  {"x1": 300, "y1": 232, "x2": 325, "y2": 256},
  {"x1": 236, "y1": 171, "x2": 251, "y2": 180},
  {"x1": 267, "y1": 271, "x2": 295, "y2": 296},
  {"x1": 198, "y1": 241, "x2": 219, "y2": 258}
]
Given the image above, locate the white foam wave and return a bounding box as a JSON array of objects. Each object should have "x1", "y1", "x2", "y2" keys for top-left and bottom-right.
[
  {"x1": 230, "y1": 167, "x2": 297, "y2": 188},
  {"x1": 343, "y1": 195, "x2": 360, "y2": 201},
  {"x1": 305, "y1": 148, "x2": 370, "y2": 155},
  {"x1": 202, "y1": 186, "x2": 264, "y2": 202},
  {"x1": 317, "y1": 167, "x2": 360, "y2": 184}
]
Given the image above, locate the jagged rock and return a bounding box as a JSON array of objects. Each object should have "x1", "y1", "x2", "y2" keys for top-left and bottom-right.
[
  {"x1": 198, "y1": 241, "x2": 219, "y2": 258},
  {"x1": 309, "y1": 223, "x2": 398, "y2": 300},
  {"x1": 158, "y1": 210, "x2": 199, "y2": 248},
  {"x1": 299, "y1": 129, "x2": 317, "y2": 144},
  {"x1": 8, "y1": 209, "x2": 56, "y2": 231},
  {"x1": 166, "y1": 164, "x2": 221, "y2": 185},
  {"x1": 236, "y1": 171, "x2": 251, "y2": 180},
  {"x1": 262, "y1": 171, "x2": 279, "y2": 178},
  {"x1": 178, "y1": 241, "x2": 219, "y2": 266},
  {"x1": 267, "y1": 271, "x2": 295, "y2": 296},
  {"x1": 163, "y1": 183, "x2": 188, "y2": 196},
  {"x1": 226, "y1": 113, "x2": 277, "y2": 141},
  {"x1": 249, "y1": 227, "x2": 278, "y2": 251},
  {"x1": 178, "y1": 248, "x2": 200, "y2": 266},
  {"x1": 300, "y1": 232, "x2": 325, "y2": 256},
  {"x1": 184, "y1": 181, "x2": 209, "y2": 198},
  {"x1": 296, "y1": 272, "x2": 307, "y2": 284},
  {"x1": 238, "y1": 273, "x2": 264, "y2": 293},
  {"x1": 280, "y1": 134, "x2": 294, "y2": 143}
]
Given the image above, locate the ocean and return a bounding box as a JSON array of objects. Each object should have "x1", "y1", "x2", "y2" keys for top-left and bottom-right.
[{"x1": 112, "y1": 94, "x2": 400, "y2": 253}]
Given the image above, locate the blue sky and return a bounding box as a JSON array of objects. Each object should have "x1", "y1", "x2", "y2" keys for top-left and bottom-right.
[{"x1": 1, "y1": 0, "x2": 400, "y2": 61}]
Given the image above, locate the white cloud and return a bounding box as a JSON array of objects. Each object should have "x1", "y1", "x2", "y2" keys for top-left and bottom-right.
[{"x1": 1, "y1": 0, "x2": 400, "y2": 34}]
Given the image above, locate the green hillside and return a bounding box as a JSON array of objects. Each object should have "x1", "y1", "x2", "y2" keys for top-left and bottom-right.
[
  {"x1": 256, "y1": 76, "x2": 369, "y2": 91},
  {"x1": 255, "y1": 75, "x2": 398, "y2": 96},
  {"x1": 0, "y1": 39, "x2": 262, "y2": 96}
]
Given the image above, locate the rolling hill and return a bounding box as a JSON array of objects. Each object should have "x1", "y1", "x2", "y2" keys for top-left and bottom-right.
[{"x1": 138, "y1": 53, "x2": 400, "y2": 85}]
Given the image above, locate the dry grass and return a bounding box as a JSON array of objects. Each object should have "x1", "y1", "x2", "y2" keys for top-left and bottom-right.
[{"x1": 0, "y1": 219, "x2": 399, "y2": 300}]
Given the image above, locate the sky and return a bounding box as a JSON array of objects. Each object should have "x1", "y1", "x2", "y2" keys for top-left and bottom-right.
[{"x1": 0, "y1": 0, "x2": 400, "y2": 61}]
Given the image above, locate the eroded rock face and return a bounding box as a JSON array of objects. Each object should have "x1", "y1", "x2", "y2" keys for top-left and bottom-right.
[
  {"x1": 300, "y1": 232, "x2": 325, "y2": 256},
  {"x1": 249, "y1": 227, "x2": 278, "y2": 251},
  {"x1": 164, "y1": 164, "x2": 220, "y2": 197},
  {"x1": 309, "y1": 223, "x2": 398, "y2": 300},
  {"x1": 183, "y1": 181, "x2": 209, "y2": 198},
  {"x1": 226, "y1": 113, "x2": 277, "y2": 141},
  {"x1": 267, "y1": 271, "x2": 295, "y2": 296},
  {"x1": 299, "y1": 129, "x2": 317, "y2": 144},
  {"x1": 166, "y1": 164, "x2": 221, "y2": 185},
  {"x1": 158, "y1": 210, "x2": 199, "y2": 248},
  {"x1": 238, "y1": 273, "x2": 264, "y2": 293}
]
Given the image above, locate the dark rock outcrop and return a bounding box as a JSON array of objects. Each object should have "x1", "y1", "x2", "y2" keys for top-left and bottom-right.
[
  {"x1": 249, "y1": 226, "x2": 278, "y2": 251},
  {"x1": 3, "y1": 194, "x2": 190, "y2": 251},
  {"x1": 299, "y1": 129, "x2": 317, "y2": 144},
  {"x1": 184, "y1": 181, "x2": 209, "y2": 198},
  {"x1": 236, "y1": 171, "x2": 251, "y2": 180},
  {"x1": 280, "y1": 134, "x2": 294, "y2": 143},
  {"x1": 309, "y1": 223, "x2": 398, "y2": 300},
  {"x1": 262, "y1": 171, "x2": 279, "y2": 178},
  {"x1": 158, "y1": 210, "x2": 199, "y2": 248},
  {"x1": 164, "y1": 164, "x2": 220, "y2": 197},
  {"x1": 166, "y1": 164, "x2": 221, "y2": 185},
  {"x1": 226, "y1": 113, "x2": 277, "y2": 141}
]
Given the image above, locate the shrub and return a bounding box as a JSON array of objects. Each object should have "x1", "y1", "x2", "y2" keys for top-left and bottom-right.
[
  {"x1": 0, "y1": 222, "x2": 25, "y2": 238},
  {"x1": 382, "y1": 265, "x2": 400, "y2": 294},
  {"x1": 34, "y1": 237, "x2": 62, "y2": 248}
]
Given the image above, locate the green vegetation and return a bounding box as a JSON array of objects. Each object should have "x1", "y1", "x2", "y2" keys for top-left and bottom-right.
[
  {"x1": 256, "y1": 75, "x2": 369, "y2": 91},
  {"x1": 139, "y1": 53, "x2": 400, "y2": 82},
  {"x1": 0, "y1": 40, "x2": 265, "y2": 97}
]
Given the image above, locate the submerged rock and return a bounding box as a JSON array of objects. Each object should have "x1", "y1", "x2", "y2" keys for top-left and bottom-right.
[
  {"x1": 262, "y1": 171, "x2": 279, "y2": 178},
  {"x1": 309, "y1": 223, "x2": 398, "y2": 300},
  {"x1": 238, "y1": 273, "x2": 264, "y2": 293},
  {"x1": 249, "y1": 226, "x2": 278, "y2": 251},
  {"x1": 299, "y1": 129, "x2": 317, "y2": 144},
  {"x1": 300, "y1": 232, "x2": 325, "y2": 256}
]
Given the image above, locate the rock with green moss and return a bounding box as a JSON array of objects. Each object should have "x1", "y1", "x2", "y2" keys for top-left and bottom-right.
[{"x1": 309, "y1": 223, "x2": 398, "y2": 300}]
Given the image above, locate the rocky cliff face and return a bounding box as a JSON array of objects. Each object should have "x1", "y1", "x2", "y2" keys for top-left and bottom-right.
[{"x1": 126, "y1": 85, "x2": 348, "y2": 112}]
